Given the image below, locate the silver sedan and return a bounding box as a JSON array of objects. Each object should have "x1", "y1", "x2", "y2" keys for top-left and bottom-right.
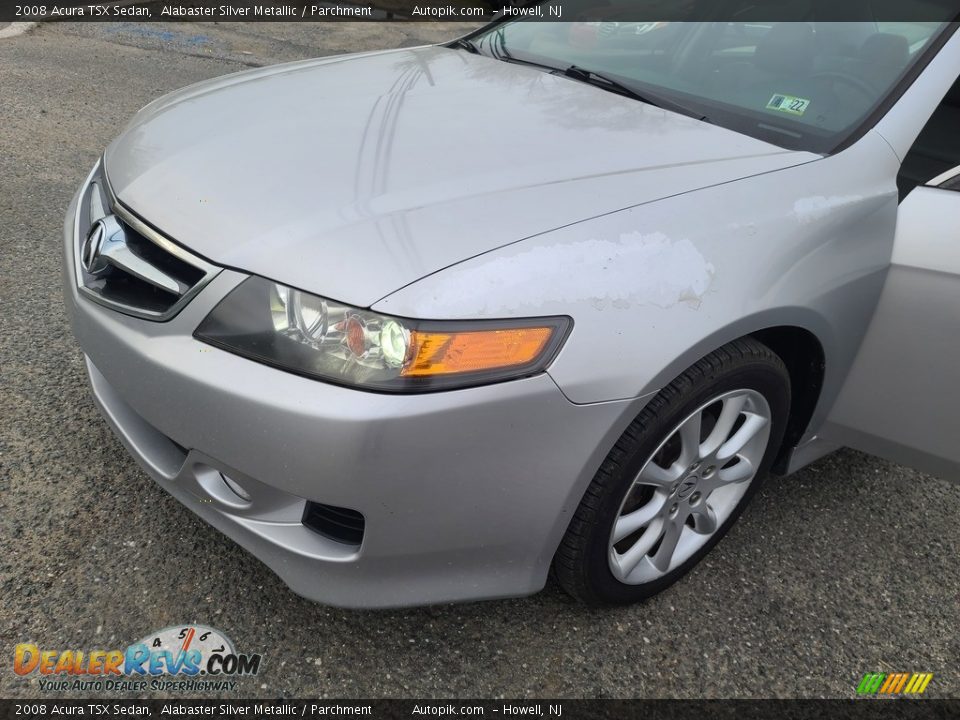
[{"x1": 64, "y1": 15, "x2": 960, "y2": 607}]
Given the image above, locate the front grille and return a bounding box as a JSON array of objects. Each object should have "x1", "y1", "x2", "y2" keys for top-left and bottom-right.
[
  {"x1": 74, "y1": 162, "x2": 218, "y2": 321},
  {"x1": 302, "y1": 502, "x2": 366, "y2": 546}
]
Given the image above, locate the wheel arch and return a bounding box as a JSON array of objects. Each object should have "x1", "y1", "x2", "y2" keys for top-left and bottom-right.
[
  {"x1": 749, "y1": 326, "x2": 826, "y2": 473},
  {"x1": 633, "y1": 309, "x2": 832, "y2": 476},
  {"x1": 546, "y1": 315, "x2": 832, "y2": 596}
]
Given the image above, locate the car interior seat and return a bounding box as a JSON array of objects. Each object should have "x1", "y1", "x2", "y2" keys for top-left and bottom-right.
[
  {"x1": 713, "y1": 23, "x2": 816, "y2": 99},
  {"x1": 851, "y1": 33, "x2": 910, "y2": 90}
]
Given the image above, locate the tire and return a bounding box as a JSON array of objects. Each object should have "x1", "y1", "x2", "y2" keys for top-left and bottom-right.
[{"x1": 554, "y1": 338, "x2": 791, "y2": 605}]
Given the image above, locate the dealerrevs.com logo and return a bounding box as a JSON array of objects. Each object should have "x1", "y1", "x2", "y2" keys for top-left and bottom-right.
[{"x1": 14, "y1": 625, "x2": 262, "y2": 693}]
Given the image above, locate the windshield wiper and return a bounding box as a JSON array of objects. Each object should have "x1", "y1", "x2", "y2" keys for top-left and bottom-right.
[
  {"x1": 456, "y1": 30, "x2": 554, "y2": 70},
  {"x1": 496, "y1": 54, "x2": 565, "y2": 72},
  {"x1": 483, "y1": 28, "x2": 566, "y2": 73},
  {"x1": 561, "y1": 65, "x2": 709, "y2": 122},
  {"x1": 477, "y1": 35, "x2": 709, "y2": 123},
  {"x1": 450, "y1": 38, "x2": 480, "y2": 55}
]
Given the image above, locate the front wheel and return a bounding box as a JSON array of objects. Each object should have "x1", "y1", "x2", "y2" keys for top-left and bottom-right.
[{"x1": 554, "y1": 338, "x2": 790, "y2": 605}]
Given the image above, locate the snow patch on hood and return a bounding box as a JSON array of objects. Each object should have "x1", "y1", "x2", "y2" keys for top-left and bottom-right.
[{"x1": 418, "y1": 232, "x2": 715, "y2": 315}]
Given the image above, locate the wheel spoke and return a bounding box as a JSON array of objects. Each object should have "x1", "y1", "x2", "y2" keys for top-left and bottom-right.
[
  {"x1": 677, "y1": 411, "x2": 703, "y2": 467},
  {"x1": 613, "y1": 497, "x2": 664, "y2": 543},
  {"x1": 638, "y1": 460, "x2": 681, "y2": 488},
  {"x1": 700, "y1": 394, "x2": 747, "y2": 457},
  {"x1": 716, "y1": 412, "x2": 768, "y2": 462},
  {"x1": 690, "y1": 504, "x2": 718, "y2": 535},
  {"x1": 717, "y1": 455, "x2": 755, "y2": 484},
  {"x1": 615, "y1": 517, "x2": 665, "y2": 577},
  {"x1": 650, "y1": 518, "x2": 683, "y2": 573}
]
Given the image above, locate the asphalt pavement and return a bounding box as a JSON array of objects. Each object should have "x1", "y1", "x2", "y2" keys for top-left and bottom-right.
[{"x1": 1, "y1": 20, "x2": 958, "y2": 700}]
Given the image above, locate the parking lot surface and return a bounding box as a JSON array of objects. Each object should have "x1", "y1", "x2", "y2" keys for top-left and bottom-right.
[{"x1": 1, "y1": 20, "x2": 959, "y2": 700}]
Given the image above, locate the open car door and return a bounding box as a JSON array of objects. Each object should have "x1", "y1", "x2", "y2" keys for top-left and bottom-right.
[{"x1": 824, "y1": 171, "x2": 960, "y2": 482}]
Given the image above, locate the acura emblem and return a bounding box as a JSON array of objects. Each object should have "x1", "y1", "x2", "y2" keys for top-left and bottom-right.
[
  {"x1": 677, "y1": 478, "x2": 698, "y2": 500},
  {"x1": 81, "y1": 215, "x2": 123, "y2": 275}
]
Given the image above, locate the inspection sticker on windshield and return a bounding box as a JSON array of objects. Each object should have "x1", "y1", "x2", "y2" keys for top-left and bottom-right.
[{"x1": 766, "y1": 94, "x2": 810, "y2": 116}]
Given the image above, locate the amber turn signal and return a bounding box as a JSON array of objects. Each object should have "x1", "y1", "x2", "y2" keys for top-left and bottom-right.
[{"x1": 402, "y1": 327, "x2": 556, "y2": 377}]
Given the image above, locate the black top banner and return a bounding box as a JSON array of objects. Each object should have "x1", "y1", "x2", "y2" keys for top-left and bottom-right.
[
  {"x1": 3, "y1": 700, "x2": 960, "y2": 720},
  {"x1": 5, "y1": 0, "x2": 960, "y2": 23}
]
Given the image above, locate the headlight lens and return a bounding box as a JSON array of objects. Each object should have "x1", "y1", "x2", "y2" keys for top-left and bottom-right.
[{"x1": 195, "y1": 277, "x2": 571, "y2": 392}]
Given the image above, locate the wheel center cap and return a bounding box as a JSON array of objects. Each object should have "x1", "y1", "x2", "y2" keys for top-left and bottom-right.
[{"x1": 677, "y1": 477, "x2": 698, "y2": 500}]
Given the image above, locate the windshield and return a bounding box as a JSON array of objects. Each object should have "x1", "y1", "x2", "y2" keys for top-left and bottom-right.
[{"x1": 470, "y1": 8, "x2": 950, "y2": 152}]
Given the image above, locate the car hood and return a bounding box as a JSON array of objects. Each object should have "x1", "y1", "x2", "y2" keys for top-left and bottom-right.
[{"x1": 105, "y1": 46, "x2": 817, "y2": 308}]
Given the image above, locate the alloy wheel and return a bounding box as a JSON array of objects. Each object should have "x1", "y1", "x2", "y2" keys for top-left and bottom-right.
[{"x1": 608, "y1": 389, "x2": 772, "y2": 584}]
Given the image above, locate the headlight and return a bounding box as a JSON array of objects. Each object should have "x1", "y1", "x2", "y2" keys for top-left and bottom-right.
[{"x1": 195, "y1": 277, "x2": 571, "y2": 393}]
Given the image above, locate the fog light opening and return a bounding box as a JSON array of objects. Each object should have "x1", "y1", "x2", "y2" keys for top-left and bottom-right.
[{"x1": 302, "y1": 502, "x2": 365, "y2": 546}]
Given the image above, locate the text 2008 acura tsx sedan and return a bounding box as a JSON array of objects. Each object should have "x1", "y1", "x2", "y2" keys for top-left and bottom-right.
[{"x1": 64, "y1": 9, "x2": 960, "y2": 607}]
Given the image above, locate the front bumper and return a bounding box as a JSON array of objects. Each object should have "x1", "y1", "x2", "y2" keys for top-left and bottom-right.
[{"x1": 62, "y1": 188, "x2": 640, "y2": 607}]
